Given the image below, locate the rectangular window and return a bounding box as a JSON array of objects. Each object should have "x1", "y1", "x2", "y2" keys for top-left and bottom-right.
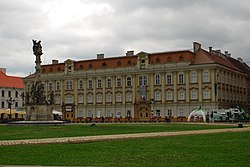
[
  {"x1": 178, "y1": 73, "x2": 184, "y2": 84},
  {"x1": 15, "y1": 102, "x2": 18, "y2": 108},
  {"x1": 191, "y1": 71, "x2": 197, "y2": 83},
  {"x1": 179, "y1": 109, "x2": 184, "y2": 117},
  {"x1": 126, "y1": 93, "x2": 132, "y2": 102},
  {"x1": 88, "y1": 94, "x2": 93, "y2": 103},
  {"x1": 167, "y1": 109, "x2": 172, "y2": 117},
  {"x1": 166, "y1": 74, "x2": 172, "y2": 85},
  {"x1": 117, "y1": 78, "x2": 122, "y2": 87},
  {"x1": 107, "y1": 79, "x2": 112, "y2": 88},
  {"x1": 191, "y1": 90, "x2": 197, "y2": 100},
  {"x1": 97, "y1": 79, "x2": 102, "y2": 88},
  {"x1": 65, "y1": 95, "x2": 73, "y2": 104},
  {"x1": 1, "y1": 101, "x2": 4, "y2": 108},
  {"x1": 156, "y1": 110, "x2": 161, "y2": 117},
  {"x1": 1, "y1": 90, "x2": 4, "y2": 97},
  {"x1": 87, "y1": 111, "x2": 93, "y2": 117},
  {"x1": 8, "y1": 91, "x2": 11, "y2": 97},
  {"x1": 166, "y1": 91, "x2": 172, "y2": 101},
  {"x1": 78, "y1": 95, "x2": 83, "y2": 103},
  {"x1": 106, "y1": 110, "x2": 112, "y2": 117},
  {"x1": 88, "y1": 80, "x2": 93, "y2": 89},
  {"x1": 97, "y1": 94, "x2": 102, "y2": 103},
  {"x1": 55, "y1": 96, "x2": 61, "y2": 104},
  {"x1": 106, "y1": 94, "x2": 112, "y2": 103},
  {"x1": 127, "y1": 110, "x2": 131, "y2": 117},
  {"x1": 203, "y1": 90, "x2": 211, "y2": 99},
  {"x1": 203, "y1": 70, "x2": 210, "y2": 82},
  {"x1": 178, "y1": 91, "x2": 185, "y2": 100},
  {"x1": 155, "y1": 92, "x2": 161, "y2": 101},
  {"x1": 66, "y1": 80, "x2": 73, "y2": 90},
  {"x1": 15, "y1": 91, "x2": 18, "y2": 98},
  {"x1": 116, "y1": 93, "x2": 122, "y2": 102},
  {"x1": 79, "y1": 80, "x2": 83, "y2": 89}
]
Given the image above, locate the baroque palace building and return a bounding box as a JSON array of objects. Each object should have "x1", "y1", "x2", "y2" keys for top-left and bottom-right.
[{"x1": 23, "y1": 42, "x2": 250, "y2": 122}]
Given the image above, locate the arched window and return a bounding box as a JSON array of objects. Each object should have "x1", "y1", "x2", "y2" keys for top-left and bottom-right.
[
  {"x1": 79, "y1": 80, "x2": 83, "y2": 89},
  {"x1": 79, "y1": 64, "x2": 83, "y2": 69},
  {"x1": 116, "y1": 78, "x2": 122, "y2": 87},
  {"x1": 88, "y1": 64, "x2": 93, "y2": 69},
  {"x1": 155, "y1": 74, "x2": 160, "y2": 85},
  {"x1": 56, "y1": 81, "x2": 60, "y2": 91},
  {"x1": 126, "y1": 76, "x2": 132, "y2": 87}
]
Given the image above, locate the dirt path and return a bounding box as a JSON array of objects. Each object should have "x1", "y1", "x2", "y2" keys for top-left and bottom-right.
[{"x1": 1, "y1": 127, "x2": 249, "y2": 146}]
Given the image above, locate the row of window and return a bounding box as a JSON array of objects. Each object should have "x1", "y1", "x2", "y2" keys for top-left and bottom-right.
[
  {"x1": 1, "y1": 101, "x2": 19, "y2": 109},
  {"x1": 58, "y1": 89, "x2": 212, "y2": 105},
  {"x1": 1, "y1": 90, "x2": 19, "y2": 98},
  {"x1": 46, "y1": 71, "x2": 211, "y2": 91},
  {"x1": 77, "y1": 109, "x2": 174, "y2": 118}
]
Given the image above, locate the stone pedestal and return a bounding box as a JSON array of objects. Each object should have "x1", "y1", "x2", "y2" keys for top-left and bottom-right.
[{"x1": 25, "y1": 105, "x2": 53, "y2": 121}]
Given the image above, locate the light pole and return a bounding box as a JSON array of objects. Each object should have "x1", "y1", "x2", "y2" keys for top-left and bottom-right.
[
  {"x1": 150, "y1": 98, "x2": 154, "y2": 122},
  {"x1": 6, "y1": 97, "x2": 15, "y2": 120}
]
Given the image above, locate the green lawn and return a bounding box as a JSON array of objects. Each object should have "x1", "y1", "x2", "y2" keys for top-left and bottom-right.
[
  {"x1": 0, "y1": 123, "x2": 236, "y2": 140},
  {"x1": 0, "y1": 131, "x2": 249, "y2": 167}
]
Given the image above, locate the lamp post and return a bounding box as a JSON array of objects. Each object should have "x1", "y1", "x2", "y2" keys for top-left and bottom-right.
[
  {"x1": 6, "y1": 97, "x2": 15, "y2": 120},
  {"x1": 150, "y1": 98, "x2": 154, "y2": 122}
]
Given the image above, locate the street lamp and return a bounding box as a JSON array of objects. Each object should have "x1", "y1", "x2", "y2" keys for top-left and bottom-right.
[
  {"x1": 150, "y1": 98, "x2": 154, "y2": 122},
  {"x1": 6, "y1": 97, "x2": 15, "y2": 120}
]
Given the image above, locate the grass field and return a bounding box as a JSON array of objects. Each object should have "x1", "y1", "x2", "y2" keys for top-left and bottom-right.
[
  {"x1": 0, "y1": 123, "x2": 236, "y2": 140},
  {"x1": 0, "y1": 131, "x2": 249, "y2": 167}
]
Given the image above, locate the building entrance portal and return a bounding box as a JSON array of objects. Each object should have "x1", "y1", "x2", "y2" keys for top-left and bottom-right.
[
  {"x1": 138, "y1": 107, "x2": 151, "y2": 121},
  {"x1": 134, "y1": 101, "x2": 151, "y2": 122}
]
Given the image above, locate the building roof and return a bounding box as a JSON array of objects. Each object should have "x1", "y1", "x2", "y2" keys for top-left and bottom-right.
[
  {"x1": 192, "y1": 49, "x2": 242, "y2": 72},
  {"x1": 0, "y1": 71, "x2": 24, "y2": 89},
  {"x1": 226, "y1": 57, "x2": 250, "y2": 78},
  {"x1": 24, "y1": 42, "x2": 250, "y2": 78}
]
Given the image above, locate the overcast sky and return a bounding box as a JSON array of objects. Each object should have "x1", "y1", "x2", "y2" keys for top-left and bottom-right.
[{"x1": 1, "y1": 0, "x2": 250, "y2": 77}]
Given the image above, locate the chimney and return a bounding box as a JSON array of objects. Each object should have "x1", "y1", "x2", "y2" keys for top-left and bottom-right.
[
  {"x1": 97, "y1": 54, "x2": 104, "y2": 59},
  {"x1": 215, "y1": 50, "x2": 221, "y2": 56},
  {"x1": 0, "y1": 68, "x2": 6, "y2": 74},
  {"x1": 126, "y1": 50, "x2": 134, "y2": 56},
  {"x1": 237, "y1": 57, "x2": 243, "y2": 63},
  {"x1": 209, "y1": 47, "x2": 212, "y2": 55},
  {"x1": 193, "y1": 42, "x2": 201, "y2": 53},
  {"x1": 52, "y1": 60, "x2": 59, "y2": 64}
]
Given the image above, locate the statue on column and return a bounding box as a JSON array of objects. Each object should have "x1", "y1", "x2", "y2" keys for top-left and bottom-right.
[{"x1": 32, "y1": 39, "x2": 43, "y2": 76}]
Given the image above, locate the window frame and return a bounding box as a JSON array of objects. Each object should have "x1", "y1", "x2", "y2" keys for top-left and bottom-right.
[{"x1": 178, "y1": 73, "x2": 184, "y2": 84}]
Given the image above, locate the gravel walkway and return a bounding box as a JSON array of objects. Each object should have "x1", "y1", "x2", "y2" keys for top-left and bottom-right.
[{"x1": 1, "y1": 127, "x2": 249, "y2": 146}]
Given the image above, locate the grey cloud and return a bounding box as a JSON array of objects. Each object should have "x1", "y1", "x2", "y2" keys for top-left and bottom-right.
[{"x1": 0, "y1": 0, "x2": 250, "y2": 76}]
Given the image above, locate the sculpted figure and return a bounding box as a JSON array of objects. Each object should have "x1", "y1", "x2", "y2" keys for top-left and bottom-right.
[{"x1": 32, "y1": 39, "x2": 43, "y2": 56}]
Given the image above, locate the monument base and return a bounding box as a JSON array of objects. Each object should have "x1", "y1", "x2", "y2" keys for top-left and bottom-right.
[{"x1": 25, "y1": 105, "x2": 53, "y2": 121}]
